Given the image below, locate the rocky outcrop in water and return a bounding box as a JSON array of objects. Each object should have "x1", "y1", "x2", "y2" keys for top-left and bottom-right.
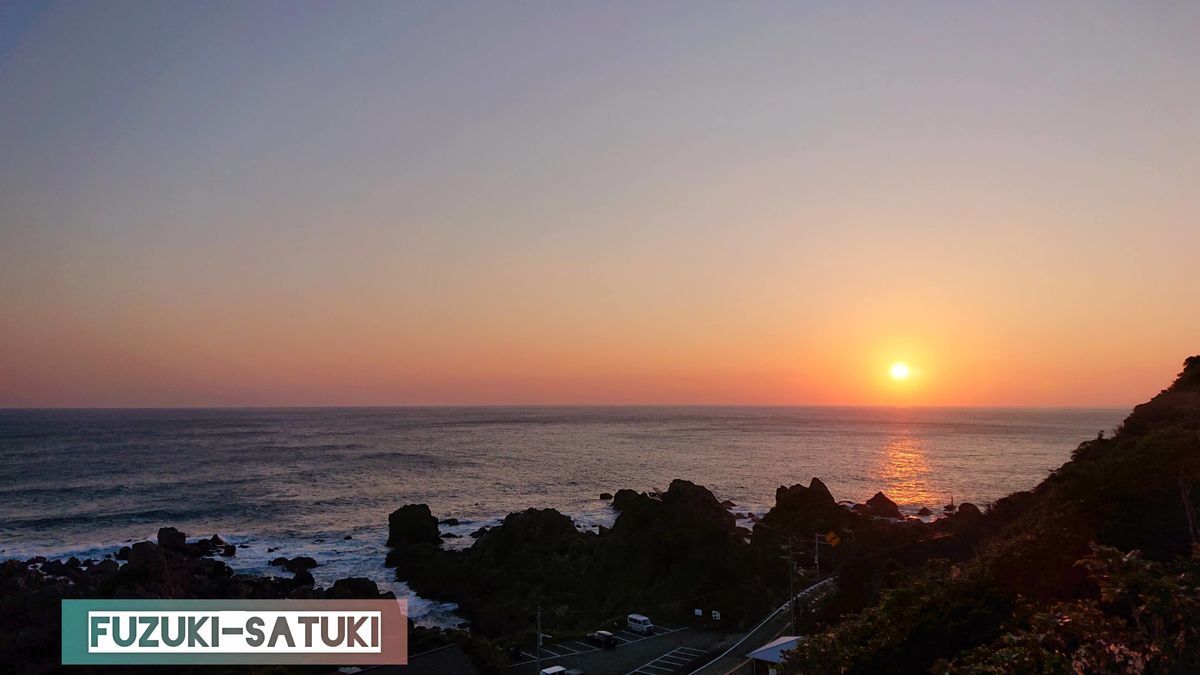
[
  {"x1": 388, "y1": 503, "x2": 442, "y2": 546},
  {"x1": 155, "y1": 527, "x2": 235, "y2": 557},
  {"x1": 270, "y1": 555, "x2": 319, "y2": 573},
  {"x1": 865, "y1": 492, "x2": 903, "y2": 519},
  {"x1": 387, "y1": 479, "x2": 770, "y2": 636},
  {"x1": 611, "y1": 488, "x2": 641, "y2": 511},
  {"x1": 751, "y1": 478, "x2": 859, "y2": 549}
]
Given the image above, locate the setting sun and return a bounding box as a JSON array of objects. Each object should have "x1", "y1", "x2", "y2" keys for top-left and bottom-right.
[{"x1": 890, "y1": 362, "x2": 912, "y2": 381}]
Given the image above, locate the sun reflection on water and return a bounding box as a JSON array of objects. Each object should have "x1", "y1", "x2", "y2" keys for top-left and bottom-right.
[{"x1": 872, "y1": 435, "x2": 939, "y2": 507}]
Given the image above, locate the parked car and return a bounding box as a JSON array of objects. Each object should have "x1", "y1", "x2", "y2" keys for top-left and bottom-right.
[
  {"x1": 627, "y1": 613, "x2": 654, "y2": 635},
  {"x1": 586, "y1": 630, "x2": 618, "y2": 648}
]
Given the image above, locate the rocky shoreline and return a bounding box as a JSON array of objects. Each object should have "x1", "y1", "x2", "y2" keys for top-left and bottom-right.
[
  {"x1": 1, "y1": 478, "x2": 975, "y2": 673},
  {"x1": 0, "y1": 526, "x2": 395, "y2": 671},
  {"x1": 382, "y1": 477, "x2": 990, "y2": 640},
  {"x1": 0, "y1": 524, "x2": 522, "y2": 673}
]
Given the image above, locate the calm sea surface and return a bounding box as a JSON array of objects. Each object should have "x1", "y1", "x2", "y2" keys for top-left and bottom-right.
[{"x1": 0, "y1": 406, "x2": 1125, "y2": 624}]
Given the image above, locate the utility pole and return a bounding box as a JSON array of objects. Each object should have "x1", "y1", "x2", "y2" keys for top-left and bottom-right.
[
  {"x1": 814, "y1": 532, "x2": 820, "y2": 578},
  {"x1": 536, "y1": 603, "x2": 542, "y2": 674},
  {"x1": 787, "y1": 537, "x2": 796, "y2": 634}
]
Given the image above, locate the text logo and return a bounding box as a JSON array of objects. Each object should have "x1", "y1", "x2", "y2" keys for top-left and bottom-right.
[{"x1": 63, "y1": 599, "x2": 407, "y2": 665}]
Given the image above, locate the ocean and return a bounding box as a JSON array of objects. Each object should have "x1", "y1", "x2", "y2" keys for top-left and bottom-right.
[{"x1": 0, "y1": 406, "x2": 1126, "y2": 625}]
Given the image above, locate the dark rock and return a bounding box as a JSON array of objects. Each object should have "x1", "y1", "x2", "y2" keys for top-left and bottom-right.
[
  {"x1": 866, "y1": 492, "x2": 903, "y2": 519},
  {"x1": 270, "y1": 556, "x2": 318, "y2": 573},
  {"x1": 220, "y1": 544, "x2": 236, "y2": 557},
  {"x1": 344, "y1": 535, "x2": 353, "y2": 540},
  {"x1": 611, "y1": 488, "x2": 643, "y2": 511},
  {"x1": 587, "y1": 480, "x2": 762, "y2": 625},
  {"x1": 327, "y1": 577, "x2": 381, "y2": 599},
  {"x1": 156, "y1": 527, "x2": 186, "y2": 550},
  {"x1": 599, "y1": 492, "x2": 613, "y2": 500},
  {"x1": 441, "y1": 533, "x2": 460, "y2": 539},
  {"x1": 388, "y1": 504, "x2": 441, "y2": 547},
  {"x1": 289, "y1": 556, "x2": 319, "y2": 572},
  {"x1": 774, "y1": 478, "x2": 839, "y2": 513},
  {"x1": 116, "y1": 546, "x2": 131, "y2": 561},
  {"x1": 124, "y1": 542, "x2": 170, "y2": 580},
  {"x1": 184, "y1": 536, "x2": 222, "y2": 558},
  {"x1": 440, "y1": 518, "x2": 460, "y2": 526},
  {"x1": 808, "y1": 477, "x2": 835, "y2": 505},
  {"x1": 391, "y1": 480, "x2": 793, "y2": 637},
  {"x1": 956, "y1": 503, "x2": 983, "y2": 518},
  {"x1": 470, "y1": 527, "x2": 490, "y2": 538},
  {"x1": 917, "y1": 507, "x2": 933, "y2": 516},
  {"x1": 292, "y1": 570, "x2": 315, "y2": 587},
  {"x1": 721, "y1": 499, "x2": 737, "y2": 508},
  {"x1": 752, "y1": 478, "x2": 850, "y2": 550},
  {"x1": 734, "y1": 512, "x2": 748, "y2": 519}
]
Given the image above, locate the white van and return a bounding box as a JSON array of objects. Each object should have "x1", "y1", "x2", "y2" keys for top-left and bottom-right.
[{"x1": 627, "y1": 613, "x2": 654, "y2": 635}]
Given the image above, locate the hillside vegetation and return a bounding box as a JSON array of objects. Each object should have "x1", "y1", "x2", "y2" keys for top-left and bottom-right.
[{"x1": 783, "y1": 356, "x2": 1200, "y2": 674}]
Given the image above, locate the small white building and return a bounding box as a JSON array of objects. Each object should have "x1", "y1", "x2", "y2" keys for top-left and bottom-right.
[{"x1": 746, "y1": 635, "x2": 803, "y2": 675}]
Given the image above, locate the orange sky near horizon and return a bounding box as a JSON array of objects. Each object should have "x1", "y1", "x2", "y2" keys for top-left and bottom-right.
[{"x1": 1, "y1": 3, "x2": 1198, "y2": 408}]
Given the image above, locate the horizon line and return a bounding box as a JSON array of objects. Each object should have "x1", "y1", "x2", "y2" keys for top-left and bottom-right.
[{"x1": 0, "y1": 402, "x2": 1135, "y2": 411}]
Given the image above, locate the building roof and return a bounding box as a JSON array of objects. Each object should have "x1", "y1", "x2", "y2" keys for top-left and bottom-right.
[
  {"x1": 360, "y1": 643, "x2": 482, "y2": 675},
  {"x1": 746, "y1": 635, "x2": 803, "y2": 664}
]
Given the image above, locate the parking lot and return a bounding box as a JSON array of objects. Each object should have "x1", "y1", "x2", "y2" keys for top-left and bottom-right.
[
  {"x1": 510, "y1": 624, "x2": 689, "y2": 666},
  {"x1": 507, "y1": 623, "x2": 744, "y2": 675},
  {"x1": 626, "y1": 646, "x2": 708, "y2": 674}
]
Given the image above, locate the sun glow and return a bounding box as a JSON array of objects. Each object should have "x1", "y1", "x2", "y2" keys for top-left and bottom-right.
[{"x1": 889, "y1": 362, "x2": 912, "y2": 381}]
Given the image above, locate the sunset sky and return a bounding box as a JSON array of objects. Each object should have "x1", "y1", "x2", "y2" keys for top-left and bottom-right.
[{"x1": 1, "y1": 2, "x2": 1198, "y2": 407}]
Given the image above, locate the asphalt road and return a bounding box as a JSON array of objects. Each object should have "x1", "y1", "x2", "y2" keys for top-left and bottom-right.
[{"x1": 690, "y1": 578, "x2": 836, "y2": 675}]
